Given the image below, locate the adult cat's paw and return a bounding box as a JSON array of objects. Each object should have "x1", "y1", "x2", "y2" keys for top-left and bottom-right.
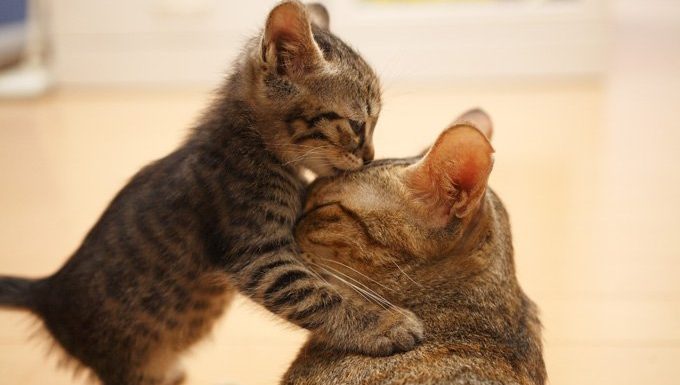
[{"x1": 356, "y1": 309, "x2": 425, "y2": 356}]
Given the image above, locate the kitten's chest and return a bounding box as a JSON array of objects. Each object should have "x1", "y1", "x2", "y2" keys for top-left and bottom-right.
[
  {"x1": 261, "y1": 166, "x2": 306, "y2": 212},
  {"x1": 224, "y1": 162, "x2": 306, "y2": 222},
  {"x1": 197, "y1": 140, "x2": 306, "y2": 225}
]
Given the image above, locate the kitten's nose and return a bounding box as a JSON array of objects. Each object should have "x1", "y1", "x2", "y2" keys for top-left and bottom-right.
[{"x1": 362, "y1": 144, "x2": 374, "y2": 164}]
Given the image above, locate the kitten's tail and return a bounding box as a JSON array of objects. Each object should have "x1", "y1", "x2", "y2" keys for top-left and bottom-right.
[{"x1": 0, "y1": 275, "x2": 37, "y2": 310}]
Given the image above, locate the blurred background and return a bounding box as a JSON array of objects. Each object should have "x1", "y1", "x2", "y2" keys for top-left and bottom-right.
[{"x1": 0, "y1": 0, "x2": 679, "y2": 384}]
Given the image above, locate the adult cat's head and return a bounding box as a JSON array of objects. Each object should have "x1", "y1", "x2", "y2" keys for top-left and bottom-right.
[
  {"x1": 296, "y1": 108, "x2": 495, "y2": 274},
  {"x1": 237, "y1": 1, "x2": 380, "y2": 176},
  {"x1": 289, "y1": 110, "x2": 546, "y2": 385}
]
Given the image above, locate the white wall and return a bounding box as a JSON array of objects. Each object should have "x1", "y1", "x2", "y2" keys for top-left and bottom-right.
[
  {"x1": 46, "y1": 0, "x2": 608, "y2": 86},
  {"x1": 593, "y1": 0, "x2": 680, "y2": 295}
]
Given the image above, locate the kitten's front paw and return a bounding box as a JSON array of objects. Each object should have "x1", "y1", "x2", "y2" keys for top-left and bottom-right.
[{"x1": 356, "y1": 309, "x2": 425, "y2": 356}]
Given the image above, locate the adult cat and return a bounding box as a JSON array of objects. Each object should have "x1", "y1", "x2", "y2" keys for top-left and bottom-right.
[
  {"x1": 0, "y1": 2, "x2": 422, "y2": 384},
  {"x1": 285, "y1": 110, "x2": 546, "y2": 385}
]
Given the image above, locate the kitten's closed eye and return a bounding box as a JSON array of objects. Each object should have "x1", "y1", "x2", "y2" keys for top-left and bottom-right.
[
  {"x1": 349, "y1": 120, "x2": 365, "y2": 137},
  {"x1": 283, "y1": 110, "x2": 374, "y2": 175}
]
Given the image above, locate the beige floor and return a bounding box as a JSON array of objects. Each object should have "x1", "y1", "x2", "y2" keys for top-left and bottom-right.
[{"x1": 0, "y1": 73, "x2": 679, "y2": 385}]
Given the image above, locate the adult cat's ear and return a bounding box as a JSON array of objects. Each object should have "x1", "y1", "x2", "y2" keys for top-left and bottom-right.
[
  {"x1": 405, "y1": 123, "x2": 494, "y2": 222},
  {"x1": 261, "y1": 1, "x2": 325, "y2": 77},
  {"x1": 453, "y1": 108, "x2": 493, "y2": 140},
  {"x1": 306, "y1": 3, "x2": 330, "y2": 30}
]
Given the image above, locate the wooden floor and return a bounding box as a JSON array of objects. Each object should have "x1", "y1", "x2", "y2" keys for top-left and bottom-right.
[{"x1": 0, "y1": 75, "x2": 679, "y2": 384}]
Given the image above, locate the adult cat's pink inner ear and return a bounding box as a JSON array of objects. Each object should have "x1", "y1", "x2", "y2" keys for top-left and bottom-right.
[
  {"x1": 405, "y1": 124, "x2": 494, "y2": 221},
  {"x1": 454, "y1": 108, "x2": 493, "y2": 140},
  {"x1": 262, "y1": 0, "x2": 323, "y2": 76}
]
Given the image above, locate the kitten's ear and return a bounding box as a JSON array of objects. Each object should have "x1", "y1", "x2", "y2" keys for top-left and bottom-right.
[
  {"x1": 404, "y1": 123, "x2": 494, "y2": 223},
  {"x1": 262, "y1": 1, "x2": 324, "y2": 77},
  {"x1": 453, "y1": 108, "x2": 493, "y2": 140},
  {"x1": 306, "y1": 3, "x2": 330, "y2": 30}
]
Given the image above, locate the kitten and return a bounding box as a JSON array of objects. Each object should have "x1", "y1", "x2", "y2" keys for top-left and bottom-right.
[
  {"x1": 284, "y1": 109, "x2": 546, "y2": 385},
  {"x1": 0, "y1": 2, "x2": 423, "y2": 384}
]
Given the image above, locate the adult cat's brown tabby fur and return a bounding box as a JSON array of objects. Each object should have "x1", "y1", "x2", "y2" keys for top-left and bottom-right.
[
  {"x1": 285, "y1": 110, "x2": 546, "y2": 384},
  {"x1": 0, "y1": 2, "x2": 423, "y2": 384}
]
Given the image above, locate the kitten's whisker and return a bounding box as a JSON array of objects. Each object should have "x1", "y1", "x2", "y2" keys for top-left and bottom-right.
[
  {"x1": 283, "y1": 147, "x2": 331, "y2": 166},
  {"x1": 268, "y1": 143, "x2": 335, "y2": 149}
]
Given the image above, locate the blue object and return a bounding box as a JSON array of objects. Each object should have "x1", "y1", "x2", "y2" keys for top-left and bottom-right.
[
  {"x1": 0, "y1": 0, "x2": 27, "y2": 26},
  {"x1": 0, "y1": 0, "x2": 28, "y2": 67}
]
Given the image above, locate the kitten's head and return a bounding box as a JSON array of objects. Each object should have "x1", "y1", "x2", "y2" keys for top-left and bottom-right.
[
  {"x1": 249, "y1": 1, "x2": 380, "y2": 176},
  {"x1": 296, "y1": 109, "x2": 494, "y2": 273}
]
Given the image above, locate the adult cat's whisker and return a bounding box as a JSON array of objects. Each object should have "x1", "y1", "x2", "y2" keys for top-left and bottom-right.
[
  {"x1": 313, "y1": 262, "x2": 407, "y2": 317},
  {"x1": 319, "y1": 257, "x2": 397, "y2": 293},
  {"x1": 391, "y1": 260, "x2": 423, "y2": 288},
  {"x1": 324, "y1": 266, "x2": 396, "y2": 310},
  {"x1": 300, "y1": 258, "x2": 346, "y2": 301},
  {"x1": 308, "y1": 261, "x2": 385, "y2": 308},
  {"x1": 333, "y1": 271, "x2": 409, "y2": 318},
  {"x1": 311, "y1": 263, "x2": 386, "y2": 310}
]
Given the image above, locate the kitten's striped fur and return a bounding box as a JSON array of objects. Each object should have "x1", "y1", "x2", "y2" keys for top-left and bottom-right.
[{"x1": 0, "y1": 2, "x2": 422, "y2": 384}]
